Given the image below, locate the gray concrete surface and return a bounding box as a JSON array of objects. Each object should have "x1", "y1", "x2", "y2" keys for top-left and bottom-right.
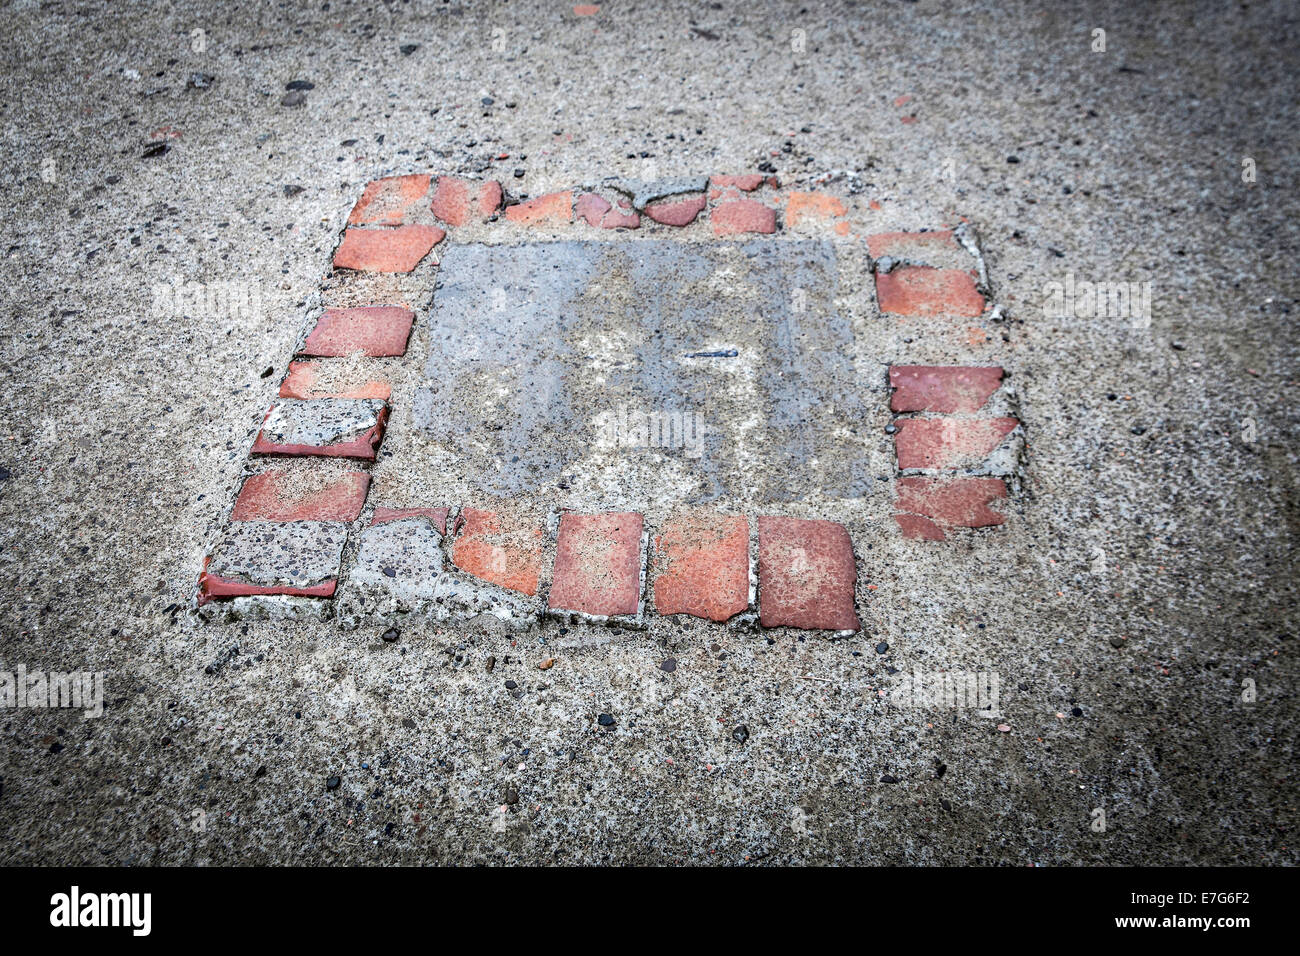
[{"x1": 0, "y1": 0, "x2": 1296, "y2": 865}]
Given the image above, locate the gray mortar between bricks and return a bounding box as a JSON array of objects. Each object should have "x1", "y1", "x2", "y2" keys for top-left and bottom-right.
[{"x1": 196, "y1": 174, "x2": 1020, "y2": 631}]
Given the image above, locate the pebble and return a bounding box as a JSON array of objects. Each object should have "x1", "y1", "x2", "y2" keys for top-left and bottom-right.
[
  {"x1": 503, "y1": 787, "x2": 519, "y2": 805},
  {"x1": 381, "y1": 627, "x2": 400, "y2": 643},
  {"x1": 485, "y1": 655, "x2": 496, "y2": 672},
  {"x1": 732, "y1": 724, "x2": 749, "y2": 744},
  {"x1": 285, "y1": 79, "x2": 315, "y2": 91},
  {"x1": 505, "y1": 680, "x2": 517, "y2": 689},
  {"x1": 283, "y1": 184, "x2": 304, "y2": 197},
  {"x1": 597, "y1": 713, "x2": 616, "y2": 727},
  {"x1": 1071, "y1": 706, "x2": 1084, "y2": 717},
  {"x1": 281, "y1": 90, "x2": 306, "y2": 107},
  {"x1": 400, "y1": 44, "x2": 419, "y2": 55},
  {"x1": 875, "y1": 641, "x2": 889, "y2": 655},
  {"x1": 884, "y1": 424, "x2": 897, "y2": 434},
  {"x1": 659, "y1": 658, "x2": 677, "y2": 672},
  {"x1": 880, "y1": 774, "x2": 899, "y2": 783},
  {"x1": 326, "y1": 776, "x2": 341, "y2": 790}
]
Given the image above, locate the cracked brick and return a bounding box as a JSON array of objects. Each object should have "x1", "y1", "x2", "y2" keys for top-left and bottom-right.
[
  {"x1": 199, "y1": 521, "x2": 347, "y2": 604},
  {"x1": 711, "y1": 198, "x2": 777, "y2": 236},
  {"x1": 644, "y1": 194, "x2": 706, "y2": 226},
  {"x1": 894, "y1": 476, "x2": 1007, "y2": 540},
  {"x1": 575, "y1": 193, "x2": 640, "y2": 229},
  {"x1": 251, "y1": 398, "x2": 389, "y2": 461},
  {"x1": 894, "y1": 417, "x2": 1019, "y2": 470},
  {"x1": 279, "y1": 360, "x2": 390, "y2": 401},
  {"x1": 504, "y1": 191, "x2": 573, "y2": 226}
]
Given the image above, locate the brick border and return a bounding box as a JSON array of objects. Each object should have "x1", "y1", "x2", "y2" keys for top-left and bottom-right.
[{"x1": 196, "y1": 174, "x2": 1023, "y2": 628}]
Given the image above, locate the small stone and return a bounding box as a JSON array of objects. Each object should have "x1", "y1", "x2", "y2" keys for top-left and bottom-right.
[
  {"x1": 400, "y1": 44, "x2": 419, "y2": 55},
  {"x1": 326, "y1": 775, "x2": 341, "y2": 790},
  {"x1": 880, "y1": 774, "x2": 899, "y2": 784},
  {"x1": 539, "y1": 658, "x2": 555, "y2": 670},
  {"x1": 503, "y1": 787, "x2": 519, "y2": 804},
  {"x1": 597, "y1": 713, "x2": 616, "y2": 727},
  {"x1": 732, "y1": 724, "x2": 749, "y2": 744},
  {"x1": 875, "y1": 641, "x2": 889, "y2": 654},
  {"x1": 281, "y1": 90, "x2": 306, "y2": 107},
  {"x1": 659, "y1": 658, "x2": 677, "y2": 672},
  {"x1": 1071, "y1": 706, "x2": 1084, "y2": 717},
  {"x1": 283, "y1": 184, "x2": 304, "y2": 197},
  {"x1": 381, "y1": 627, "x2": 400, "y2": 643},
  {"x1": 285, "y1": 79, "x2": 315, "y2": 91},
  {"x1": 485, "y1": 655, "x2": 496, "y2": 672},
  {"x1": 505, "y1": 680, "x2": 517, "y2": 689}
]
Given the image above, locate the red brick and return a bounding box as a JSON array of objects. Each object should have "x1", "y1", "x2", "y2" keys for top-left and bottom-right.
[
  {"x1": 573, "y1": 3, "x2": 600, "y2": 14},
  {"x1": 333, "y1": 225, "x2": 444, "y2": 273},
  {"x1": 347, "y1": 174, "x2": 431, "y2": 226},
  {"x1": 875, "y1": 266, "x2": 984, "y2": 317},
  {"x1": 548, "y1": 512, "x2": 643, "y2": 617},
  {"x1": 644, "y1": 194, "x2": 706, "y2": 226},
  {"x1": 894, "y1": 477, "x2": 1007, "y2": 539},
  {"x1": 504, "y1": 191, "x2": 573, "y2": 226},
  {"x1": 429, "y1": 176, "x2": 503, "y2": 226},
  {"x1": 710, "y1": 174, "x2": 766, "y2": 192},
  {"x1": 889, "y1": 365, "x2": 1003, "y2": 413},
  {"x1": 894, "y1": 417, "x2": 1019, "y2": 470},
  {"x1": 785, "y1": 191, "x2": 846, "y2": 227},
  {"x1": 757, "y1": 517, "x2": 859, "y2": 632},
  {"x1": 450, "y1": 506, "x2": 546, "y2": 596},
  {"x1": 866, "y1": 229, "x2": 958, "y2": 261},
  {"x1": 652, "y1": 512, "x2": 749, "y2": 622},
  {"x1": 371, "y1": 506, "x2": 448, "y2": 534},
  {"x1": 711, "y1": 198, "x2": 777, "y2": 236},
  {"x1": 199, "y1": 564, "x2": 337, "y2": 603},
  {"x1": 279, "y1": 361, "x2": 390, "y2": 401},
  {"x1": 231, "y1": 470, "x2": 370, "y2": 523},
  {"x1": 299, "y1": 306, "x2": 413, "y2": 358},
  {"x1": 575, "y1": 193, "x2": 640, "y2": 229}
]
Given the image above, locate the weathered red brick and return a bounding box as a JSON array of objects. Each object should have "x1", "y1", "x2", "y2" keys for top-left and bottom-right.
[
  {"x1": 250, "y1": 399, "x2": 389, "y2": 461},
  {"x1": 575, "y1": 193, "x2": 640, "y2": 229},
  {"x1": 504, "y1": 191, "x2": 573, "y2": 226},
  {"x1": 785, "y1": 191, "x2": 846, "y2": 227},
  {"x1": 710, "y1": 174, "x2": 766, "y2": 192},
  {"x1": 347, "y1": 174, "x2": 431, "y2": 226},
  {"x1": 299, "y1": 305, "x2": 414, "y2": 358},
  {"x1": 652, "y1": 512, "x2": 749, "y2": 621},
  {"x1": 199, "y1": 565, "x2": 337, "y2": 604},
  {"x1": 644, "y1": 194, "x2": 706, "y2": 226},
  {"x1": 711, "y1": 198, "x2": 777, "y2": 236},
  {"x1": 573, "y1": 3, "x2": 600, "y2": 14},
  {"x1": 889, "y1": 365, "x2": 1003, "y2": 413},
  {"x1": 894, "y1": 417, "x2": 1019, "y2": 470},
  {"x1": 548, "y1": 512, "x2": 643, "y2": 617},
  {"x1": 429, "y1": 176, "x2": 503, "y2": 226},
  {"x1": 875, "y1": 266, "x2": 984, "y2": 317},
  {"x1": 334, "y1": 225, "x2": 444, "y2": 273},
  {"x1": 894, "y1": 476, "x2": 1007, "y2": 539},
  {"x1": 867, "y1": 229, "x2": 958, "y2": 261},
  {"x1": 231, "y1": 470, "x2": 370, "y2": 523},
  {"x1": 450, "y1": 506, "x2": 545, "y2": 596},
  {"x1": 757, "y1": 517, "x2": 859, "y2": 632},
  {"x1": 279, "y1": 360, "x2": 390, "y2": 401},
  {"x1": 371, "y1": 506, "x2": 448, "y2": 533},
  {"x1": 893, "y1": 513, "x2": 945, "y2": 541}
]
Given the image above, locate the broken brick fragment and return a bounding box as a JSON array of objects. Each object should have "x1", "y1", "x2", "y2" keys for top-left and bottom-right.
[
  {"x1": 710, "y1": 174, "x2": 766, "y2": 192},
  {"x1": 784, "y1": 191, "x2": 847, "y2": 227},
  {"x1": 333, "y1": 225, "x2": 444, "y2": 273},
  {"x1": 279, "y1": 360, "x2": 390, "y2": 401},
  {"x1": 250, "y1": 398, "x2": 389, "y2": 461},
  {"x1": 652, "y1": 512, "x2": 749, "y2": 621},
  {"x1": 575, "y1": 193, "x2": 640, "y2": 229},
  {"x1": 429, "y1": 176, "x2": 503, "y2": 226},
  {"x1": 347, "y1": 174, "x2": 431, "y2": 226},
  {"x1": 894, "y1": 476, "x2": 1007, "y2": 539},
  {"x1": 644, "y1": 194, "x2": 706, "y2": 226},
  {"x1": 894, "y1": 417, "x2": 1019, "y2": 470},
  {"x1": 711, "y1": 198, "x2": 777, "y2": 236},
  {"x1": 299, "y1": 305, "x2": 414, "y2": 358},
  {"x1": 504, "y1": 191, "x2": 573, "y2": 226},
  {"x1": 371, "y1": 506, "x2": 448, "y2": 534},
  {"x1": 450, "y1": 506, "x2": 546, "y2": 596}
]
